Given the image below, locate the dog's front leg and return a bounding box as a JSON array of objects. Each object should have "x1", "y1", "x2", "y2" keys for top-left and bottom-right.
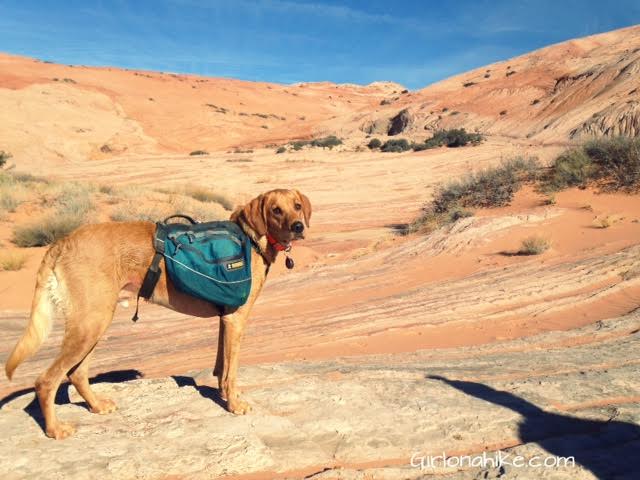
[{"x1": 218, "y1": 312, "x2": 251, "y2": 414}]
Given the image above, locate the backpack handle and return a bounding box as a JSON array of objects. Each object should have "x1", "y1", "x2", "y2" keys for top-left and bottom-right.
[{"x1": 162, "y1": 214, "x2": 198, "y2": 224}]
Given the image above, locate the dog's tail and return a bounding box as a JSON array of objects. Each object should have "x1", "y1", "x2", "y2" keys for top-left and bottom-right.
[{"x1": 5, "y1": 243, "x2": 64, "y2": 380}]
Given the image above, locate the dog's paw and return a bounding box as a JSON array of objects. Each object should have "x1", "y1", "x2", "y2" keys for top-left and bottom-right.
[
  {"x1": 46, "y1": 422, "x2": 76, "y2": 440},
  {"x1": 228, "y1": 398, "x2": 251, "y2": 415},
  {"x1": 90, "y1": 397, "x2": 117, "y2": 415}
]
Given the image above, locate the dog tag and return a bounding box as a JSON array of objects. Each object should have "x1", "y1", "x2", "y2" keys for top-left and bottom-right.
[{"x1": 285, "y1": 256, "x2": 295, "y2": 269}]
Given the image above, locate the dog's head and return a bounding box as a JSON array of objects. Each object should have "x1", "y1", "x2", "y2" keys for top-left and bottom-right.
[{"x1": 231, "y1": 189, "x2": 311, "y2": 246}]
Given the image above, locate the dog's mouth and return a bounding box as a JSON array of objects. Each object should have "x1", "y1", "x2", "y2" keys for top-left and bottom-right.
[{"x1": 293, "y1": 232, "x2": 305, "y2": 241}]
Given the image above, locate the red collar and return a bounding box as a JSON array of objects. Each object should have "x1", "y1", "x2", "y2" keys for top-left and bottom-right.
[{"x1": 266, "y1": 233, "x2": 289, "y2": 252}]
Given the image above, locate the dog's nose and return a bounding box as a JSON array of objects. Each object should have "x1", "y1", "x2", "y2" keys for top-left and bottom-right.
[{"x1": 291, "y1": 221, "x2": 305, "y2": 234}]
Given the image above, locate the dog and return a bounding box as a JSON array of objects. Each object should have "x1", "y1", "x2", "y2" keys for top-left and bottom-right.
[{"x1": 4, "y1": 188, "x2": 311, "y2": 439}]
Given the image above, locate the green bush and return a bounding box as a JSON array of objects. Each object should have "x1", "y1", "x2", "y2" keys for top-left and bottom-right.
[
  {"x1": 310, "y1": 135, "x2": 342, "y2": 149},
  {"x1": 419, "y1": 129, "x2": 484, "y2": 150},
  {"x1": 447, "y1": 157, "x2": 539, "y2": 210},
  {"x1": 413, "y1": 129, "x2": 484, "y2": 151},
  {"x1": 381, "y1": 139, "x2": 411, "y2": 152},
  {"x1": 546, "y1": 149, "x2": 594, "y2": 190},
  {"x1": 367, "y1": 138, "x2": 382, "y2": 150},
  {"x1": 544, "y1": 136, "x2": 640, "y2": 192},
  {"x1": 406, "y1": 157, "x2": 540, "y2": 234},
  {"x1": 288, "y1": 136, "x2": 342, "y2": 151},
  {"x1": 583, "y1": 136, "x2": 640, "y2": 190},
  {"x1": 411, "y1": 142, "x2": 432, "y2": 151},
  {"x1": 189, "y1": 150, "x2": 209, "y2": 156},
  {"x1": 276, "y1": 146, "x2": 286, "y2": 154},
  {"x1": 291, "y1": 140, "x2": 308, "y2": 151}
]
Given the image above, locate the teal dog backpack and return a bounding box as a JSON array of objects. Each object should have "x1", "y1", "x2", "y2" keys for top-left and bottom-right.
[{"x1": 132, "y1": 215, "x2": 253, "y2": 321}]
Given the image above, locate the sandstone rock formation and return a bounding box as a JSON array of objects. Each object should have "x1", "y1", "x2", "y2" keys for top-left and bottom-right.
[{"x1": 1, "y1": 309, "x2": 639, "y2": 479}]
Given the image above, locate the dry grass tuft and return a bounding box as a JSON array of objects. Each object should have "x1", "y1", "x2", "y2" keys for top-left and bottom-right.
[
  {"x1": 166, "y1": 185, "x2": 234, "y2": 211},
  {"x1": 13, "y1": 215, "x2": 84, "y2": 247},
  {"x1": 0, "y1": 251, "x2": 28, "y2": 271},
  {"x1": 518, "y1": 236, "x2": 550, "y2": 255}
]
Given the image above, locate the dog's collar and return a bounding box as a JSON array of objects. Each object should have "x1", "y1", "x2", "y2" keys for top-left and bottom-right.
[{"x1": 266, "y1": 233, "x2": 290, "y2": 252}]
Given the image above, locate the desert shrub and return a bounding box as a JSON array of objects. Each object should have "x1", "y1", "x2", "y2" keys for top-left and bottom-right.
[
  {"x1": 545, "y1": 149, "x2": 594, "y2": 190},
  {"x1": 50, "y1": 183, "x2": 95, "y2": 218},
  {"x1": 0, "y1": 252, "x2": 28, "y2": 271},
  {"x1": 422, "y1": 129, "x2": 484, "y2": 149},
  {"x1": 438, "y1": 156, "x2": 539, "y2": 211},
  {"x1": 463, "y1": 82, "x2": 476, "y2": 87},
  {"x1": 178, "y1": 185, "x2": 234, "y2": 210},
  {"x1": 583, "y1": 136, "x2": 640, "y2": 190},
  {"x1": 518, "y1": 236, "x2": 550, "y2": 255},
  {"x1": 0, "y1": 192, "x2": 20, "y2": 212},
  {"x1": 189, "y1": 150, "x2": 209, "y2": 156},
  {"x1": 110, "y1": 204, "x2": 164, "y2": 222},
  {"x1": 171, "y1": 195, "x2": 229, "y2": 222},
  {"x1": 276, "y1": 146, "x2": 286, "y2": 154},
  {"x1": 594, "y1": 215, "x2": 617, "y2": 229},
  {"x1": 367, "y1": 138, "x2": 382, "y2": 149},
  {"x1": 310, "y1": 135, "x2": 342, "y2": 149},
  {"x1": 447, "y1": 207, "x2": 474, "y2": 222},
  {"x1": 411, "y1": 143, "x2": 430, "y2": 151},
  {"x1": 13, "y1": 214, "x2": 84, "y2": 247},
  {"x1": 544, "y1": 137, "x2": 640, "y2": 192},
  {"x1": 406, "y1": 157, "x2": 540, "y2": 234},
  {"x1": 288, "y1": 136, "x2": 342, "y2": 150},
  {"x1": 381, "y1": 139, "x2": 411, "y2": 152},
  {"x1": 0, "y1": 150, "x2": 11, "y2": 168},
  {"x1": 9, "y1": 172, "x2": 48, "y2": 184},
  {"x1": 99, "y1": 184, "x2": 115, "y2": 194}
]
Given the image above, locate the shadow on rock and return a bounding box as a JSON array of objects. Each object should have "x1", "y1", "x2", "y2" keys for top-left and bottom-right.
[
  {"x1": 0, "y1": 369, "x2": 143, "y2": 432},
  {"x1": 428, "y1": 375, "x2": 640, "y2": 479},
  {"x1": 172, "y1": 375, "x2": 227, "y2": 410}
]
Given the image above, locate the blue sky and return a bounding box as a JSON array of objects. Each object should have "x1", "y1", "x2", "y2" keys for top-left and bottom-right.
[{"x1": 1, "y1": 1, "x2": 639, "y2": 89}]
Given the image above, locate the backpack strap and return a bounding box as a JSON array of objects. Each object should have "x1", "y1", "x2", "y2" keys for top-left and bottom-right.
[
  {"x1": 163, "y1": 214, "x2": 198, "y2": 224},
  {"x1": 132, "y1": 222, "x2": 168, "y2": 322}
]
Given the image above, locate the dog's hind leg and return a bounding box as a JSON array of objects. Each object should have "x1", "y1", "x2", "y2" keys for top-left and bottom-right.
[
  {"x1": 36, "y1": 304, "x2": 116, "y2": 439},
  {"x1": 36, "y1": 333, "x2": 99, "y2": 439},
  {"x1": 68, "y1": 348, "x2": 117, "y2": 415}
]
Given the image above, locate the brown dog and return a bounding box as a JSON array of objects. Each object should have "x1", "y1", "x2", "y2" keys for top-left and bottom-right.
[{"x1": 5, "y1": 188, "x2": 311, "y2": 439}]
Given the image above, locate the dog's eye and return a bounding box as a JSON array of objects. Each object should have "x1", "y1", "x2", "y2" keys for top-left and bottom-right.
[
  {"x1": 294, "y1": 203, "x2": 302, "y2": 211},
  {"x1": 273, "y1": 206, "x2": 282, "y2": 215}
]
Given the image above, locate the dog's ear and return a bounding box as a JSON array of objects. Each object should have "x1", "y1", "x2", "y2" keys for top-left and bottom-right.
[
  {"x1": 231, "y1": 194, "x2": 268, "y2": 236},
  {"x1": 295, "y1": 190, "x2": 312, "y2": 227}
]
